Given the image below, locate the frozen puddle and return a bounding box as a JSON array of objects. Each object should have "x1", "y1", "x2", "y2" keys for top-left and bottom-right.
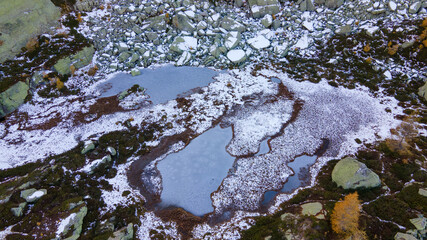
[
  {"x1": 97, "y1": 65, "x2": 218, "y2": 104},
  {"x1": 157, "y1": 126, "x2": 234, "y2": 216},
  {"x1": 262, "y1": 155, "x2": 317, "y2": 206}
]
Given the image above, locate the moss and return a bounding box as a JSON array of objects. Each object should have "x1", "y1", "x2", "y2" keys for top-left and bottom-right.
[
  {"x1": 5, "y1": 234, "x2": 34, "y2": 240},
  {"x1": 0, "y1": 161, "x2": 43, "y2": 182},
  {"x1": 390, "y1": 162, "x2": 419, "y2": 182},
  {"x1": 396, "y1": 184, "x2": 427, "y2": 212},
  {"x1": 363, "y1": 196, "x2": 416, "y2": 228}
]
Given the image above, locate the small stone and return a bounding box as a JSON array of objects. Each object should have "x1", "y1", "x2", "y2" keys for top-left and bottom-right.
[
  {"x1": 20, "y1": 189, "x2": 47, "y2": 203},
  {"x1": 335, "y1": 25, "x2": 352, "y2": 35},
  {"x1": 146, "y1": 32, "x2": 158, "y2": 42},
  {"x1": 261, "y1": 14, "x2": 273, "y2": 28},
  {"x1": 81, "y1": 141, "x2": 95, "y2": 154},
  {"x1": 224, "y1": 31, "x2": 241, "y2": 50},
  {"x1": 131, "y1": 69, "x2": 140, "y2": 76},
  {"x1": 418, "y1": 188, "x2": 427, "y2": 197},
  {"x1": 11, "y1": 202, "x2": 27, "y2": 217},
  {"x1": 118, "y1": 52, "x2": 131, "y2": 63},
  {"x1": 401, "y1": 41, "x2": 415, "y2": 49},
  {"x1": 409, "y1": 1, "x2": 421, "y2": 13},
  {"x1": 176, "y1": 51, "x2": 192, "y2": 66},
  {"x1": 389, "y1": 1, "x2": 397, "y2": 11}
]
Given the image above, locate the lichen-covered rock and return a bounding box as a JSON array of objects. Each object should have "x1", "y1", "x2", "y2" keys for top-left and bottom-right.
[
  {"x1": 172, "y1": 13, "x2": 195, "y2": 32},
  {"x1": 81, "y1": 141, "x2": 95, "y2": 154},
  {"x1": 325, "y1": 0, "x2": 344, "y2": 9},
  {"x1": 20, "y1": 188, "x2": 47, "y2": 202},
  {"x1": 220, "y1": 17, "x2": 246, "y2": 32},
  {"x1": 418, "y1": 81, "x2": 427, "y2": 101},
  {"x1": 0, "y1": 0, "x2": 61, "y2": 63},
  {"x1": 54, "y1": 46, "x2": 95, "y2": 75},
  {"x1": 419, "y1": 188, "x2": 427, "y2": 197},
  {"x1": 0, "y1": 81, "x2": 29, "y2": 117},
  {"x1": 108, "y1": 223, "x2": 133, "y2": 240},
  {"x1": 248, "y1": 0, "x2": 281, "y2": 18},
  {"x1": 394, "y1": 232, "x2": 418, "y2": 240},
  {"x1": 56, "y1": 206, "x2": 88, "y2": 240},
  {"x1": 74, "y1": 0, "x2": 100, "y2": 12},
  {"x1": 410, "y1": 216, "x2": 426, "y2": 231},
  {"x1": 11, "y1": 202, "x2": 27, "y2": 217},
  {"x1": 332, "y1": 157, "x2": 381, "y2": 189},
  {"x1": 301, "y1": 202, "x2": 323, "y2": 216},
  {"x1": 107, "y1": 147, "x2": 117, "y2": 156}
]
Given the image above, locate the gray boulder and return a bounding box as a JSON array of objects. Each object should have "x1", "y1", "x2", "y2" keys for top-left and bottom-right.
[
  {"x1": 248, "y1": 0, "x2": 281, "y2": 18},
  {"x1": 108, "y1": 223, "x2": 134, "y2": 240},
  {"x1": 325, "y1": 0, "x2": 344, "y2": 9},
  {"x1": 394, "y1": 233, "x2": 418, "y2": 240},
  {"x1": 11, "y1": 202, "x2": 27, "y2": 217},
  {"x1": 418, "y1": 81, "x2": 427, "y2": 101},
  {"x1": 172, "y1": 13, "x2": 195, "y2": 32},
  {"x1": 20, "y1": 188, "x2": 47, "y2": 203},
  {"x1": 409, "y1": 1, "x2": 422, "y2": 14},
  {"x1": 0, "y1": 0, "x2": 61, "y2": 63},
  {"x1": 0, "y1": 81, "x2": 29, "y2": 118},
  {"x1": 332, "y1": 157, "x2": 381, "y2": 189},
  {"x1": 57, "y1": 206, "x2": 88, "y2": 240},
  {"x1": 74, "y1": 0, "x2": 100, "y2": 12},
  {"x1": 81, "y1": 141, "x2": 95, "y2": 154},
  {"x1": 220, "y1": 17, "x2": 246, "y2": 32},
  {"x1": 54, "y1": 46, "x2": 95, "y2": 75},
  {"x1": 299, "y1": 0, "x2": 315, "y2": 11}
]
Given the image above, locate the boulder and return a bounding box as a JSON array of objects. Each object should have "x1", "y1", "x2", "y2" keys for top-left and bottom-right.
[
  {"x1": 325, "y1": 0, "x2": 344, "y2": 9},
  {"x1": 301, "y1": 202, "x2": 322, "y2": 216},
  {"x1": 108, "y1": 223, "x2": 133, "y2": 240},
  {"x1": 11, "y1": 202, "x2": 27, "y2": 217},
  {"x1": 0, "y1": 81, "x2": 29, "y2": 118},
  {"x1": 0, "y1": 0, "x2": 61, "y2": 63},
  {"x1": 394, "y1": 232, "x2": 418, "y2": 240},
  {"x1": 418, "y1": 81, "x2": 427, "y2": 101},
  {"x1": 410, "y1": 216, "x2": 426, "y2": 231},
  {"x1": 74, "y1": 0, "x2": 100, "y2": 12},
  {"x1": 170, "y1": 36, "x2": 198, "y2": 54},
  {"x1": 107, "y1": 147, "x2": 117, "y2": 156},
  {"x1": 20, "y1": 188, "x2": 47, "y2": 203},
  {"x1": 172, "y1": 13, "x2": 195, "y2": 32},
  {"x1": 224, "y1": 32, "x2": 241, "y2": 49},
  {"x1": 248, "y1": 0, "x2": 281, "y2": 18},
  {"x1": 248, "y1": 35, "x2": 271, "y2": 50},
  {"x1": 227, "y1": 49, "x2": 246, "y2": 63},
  {"x1": 335, "y1": 25, "x2": 352, "y2": 35},
  {"x1": 409, "y1": 1, "x2": 422, "y2": 14},
  {"x1": 57, "y1": 206, "x2": 88, "y2": 240},
  {"x1": 54, "y1": 46, "x2": 95, "y2": 75},
  {"x1": 332, "y1": 157, "x2": 381, "y2": 189},
  {"x1": 299, "y1": 0, "x2": 315, "y2": 11},
  {"x1": 419, "y1": 188, "x2": 427, "y2": 197},
  {"x1": 220, "y1": 17, "x2": 246, "y2": 32},
  {"x1": 131, "y1": 69, "x2": 141, "y2": 76},
  {"x1": 261, "y1": 14, "x2": 273, "y2": 28},
  {"x1": 146, "y1": 15, "x2": 168, "y2": 31},
  {"x1": 81, "y1": 141, "x2": 95, "y2": 154},
  {"x1": 176, "y1": 51, "x2": 192, "y2": 66}
]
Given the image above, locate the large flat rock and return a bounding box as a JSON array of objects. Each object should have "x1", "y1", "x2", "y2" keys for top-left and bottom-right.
[
  {"x1": 332, "y1": 157, "x2": 381, "y2": 190},
  {"x1": 0, "y1": 0, "x2": 61, "y2": 63}
]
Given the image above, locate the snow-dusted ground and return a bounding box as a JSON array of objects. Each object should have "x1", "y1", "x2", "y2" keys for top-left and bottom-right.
[{"x1": 0, "y1": 65, "x2": 403, "y2": 238}]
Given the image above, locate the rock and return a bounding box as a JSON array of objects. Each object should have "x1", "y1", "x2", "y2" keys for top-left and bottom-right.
[
  {"x1": 81, "y1": 141, "x2": 95, "y2": 154},
  {"x1": 0, "y1": 0, "x2": 61, "y2": 63},
  {"x1": 20, "y1": 188, "x2": 47, "y2": 203},
  {"x1": 248, "y1": 35, "x2": 271, "y2": 50},
  {"x1": 418, "y1": 82, "x2": 427, "y2": 101},
  {"x1": 401, "y1": 41, "x2": 415, "y2": 49},
  {"x1": 409, "y1": 2, "x2": 422, "y2": 14},
  {"x1": 108, "y1": 223, "x2": 133, "y2": 240},
  {"x1": 274, "y1": 44, "x2": 289, "y2": 57},
  {"x1": 248, "y1": 0, "x2": 281, "y2": 18},
  {"x1": 325, "y1": 0, "x2": 344, "y2": 9},
  {"x1": 131, "y1": 69, "x2": 141, "y2": 76},
  {"x1": 170, "y1": 36, "x2": 198, "y2": 54},
  {"x1": 394, "y1": 232, "x2": 418, "y2": 240},
  {"x1": 54, "y1": 46, "x2": 95, "y2": 75},
  {"x1": 146, "y1": 14, "x2": 168, "y2": 31},
  {"x1": 332, "y1": 157, "x2": 381, "y2": 189},
  {"x1": 301, "y1": 202, "x2": 323, "y2": 216},
  {"x1": 0, "y1": 81, "x2": 29, "y2": 118},
  {"x1": 220, "y1": 16, "x2": 246, "y2": 32},
  {"x1": 118, "y1": 52, "x2": 131, "y2": 63},
  {"x1": 280, "y1": 213, "x2": 295, "y2": 221},
  {"x1": 335, "y1": 25, "x2": 352, "y2": 35},
  {"x1": 419, "y1": 188, "x2": 427, "y2": 197},
  {"x1": 107, "y1": 147, "x2": 117, "y2": 156},
  {"x1": 235, "y1": 0, "x2": 244, "y2": 7},
  {"x1": 227, "y1": 49, "x2": 246, "y2": 63},
  {"x1": 225, "y1": 31, "x2": 241, "y2": 49},
  {"x1": 389, "y1": 1, "x2": 397, "y2": 11},
  {"x1": 74, "y1": 0, "x2": 99, "y2": 12},
  {"x1": 300, "y1": 0, "x2": 315, "y2": 11},
  {"x1": 146, "y1": 32, "x2": 159, "y2": 42},
  {"x1": 302, "y1": 21, "x2": 315, "y2": 32},
  {"x1": 57, "y1": 206, "x2": 88, "y2": 240},
  {"x1": 176, "y1": 51, "x2": 192, "y2": 66},
  {"x1": 410, "y1": 216, "x2": 426, "y2": 231},
  {"x1": 261, "y1": 15, "x2": 273, "y2": 28},
  {"x1": 172, "y1": 13, "x2": 195, "y2": 32},
  {"x1": 272, "y1": 19, "x2": 281, "y2": 29},
  {"x1": 11, "y1": 202, "x2": 27, "y2": 217}
]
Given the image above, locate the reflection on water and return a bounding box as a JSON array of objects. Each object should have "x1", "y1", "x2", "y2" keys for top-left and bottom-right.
[
  {"x1": 98, "y1": 65, "x2": 218, "y2": 104},
  {"x1": 261, "y1": 155, "x2": 317, "y2": 206},
  {"x1": 157, "y1": 126, "x2": 234, "y2": 216}
]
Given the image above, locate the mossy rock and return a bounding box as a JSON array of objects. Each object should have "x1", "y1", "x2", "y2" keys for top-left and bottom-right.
[
  {"x1": 332, "y1": 157, "x2": 381, "y2": 190},
  {"x1": 54, "y1": 46, "x2": 95, "y2": 75},
  {"x1": 0, "y1": 0, "x2": 61, "y2": 63},
  {"x1": 418, "y1": 81, "x2": 427, "y2": 101},
  {"x1": 0, "y1": 81, "x2": 29, "y2": 117}
]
